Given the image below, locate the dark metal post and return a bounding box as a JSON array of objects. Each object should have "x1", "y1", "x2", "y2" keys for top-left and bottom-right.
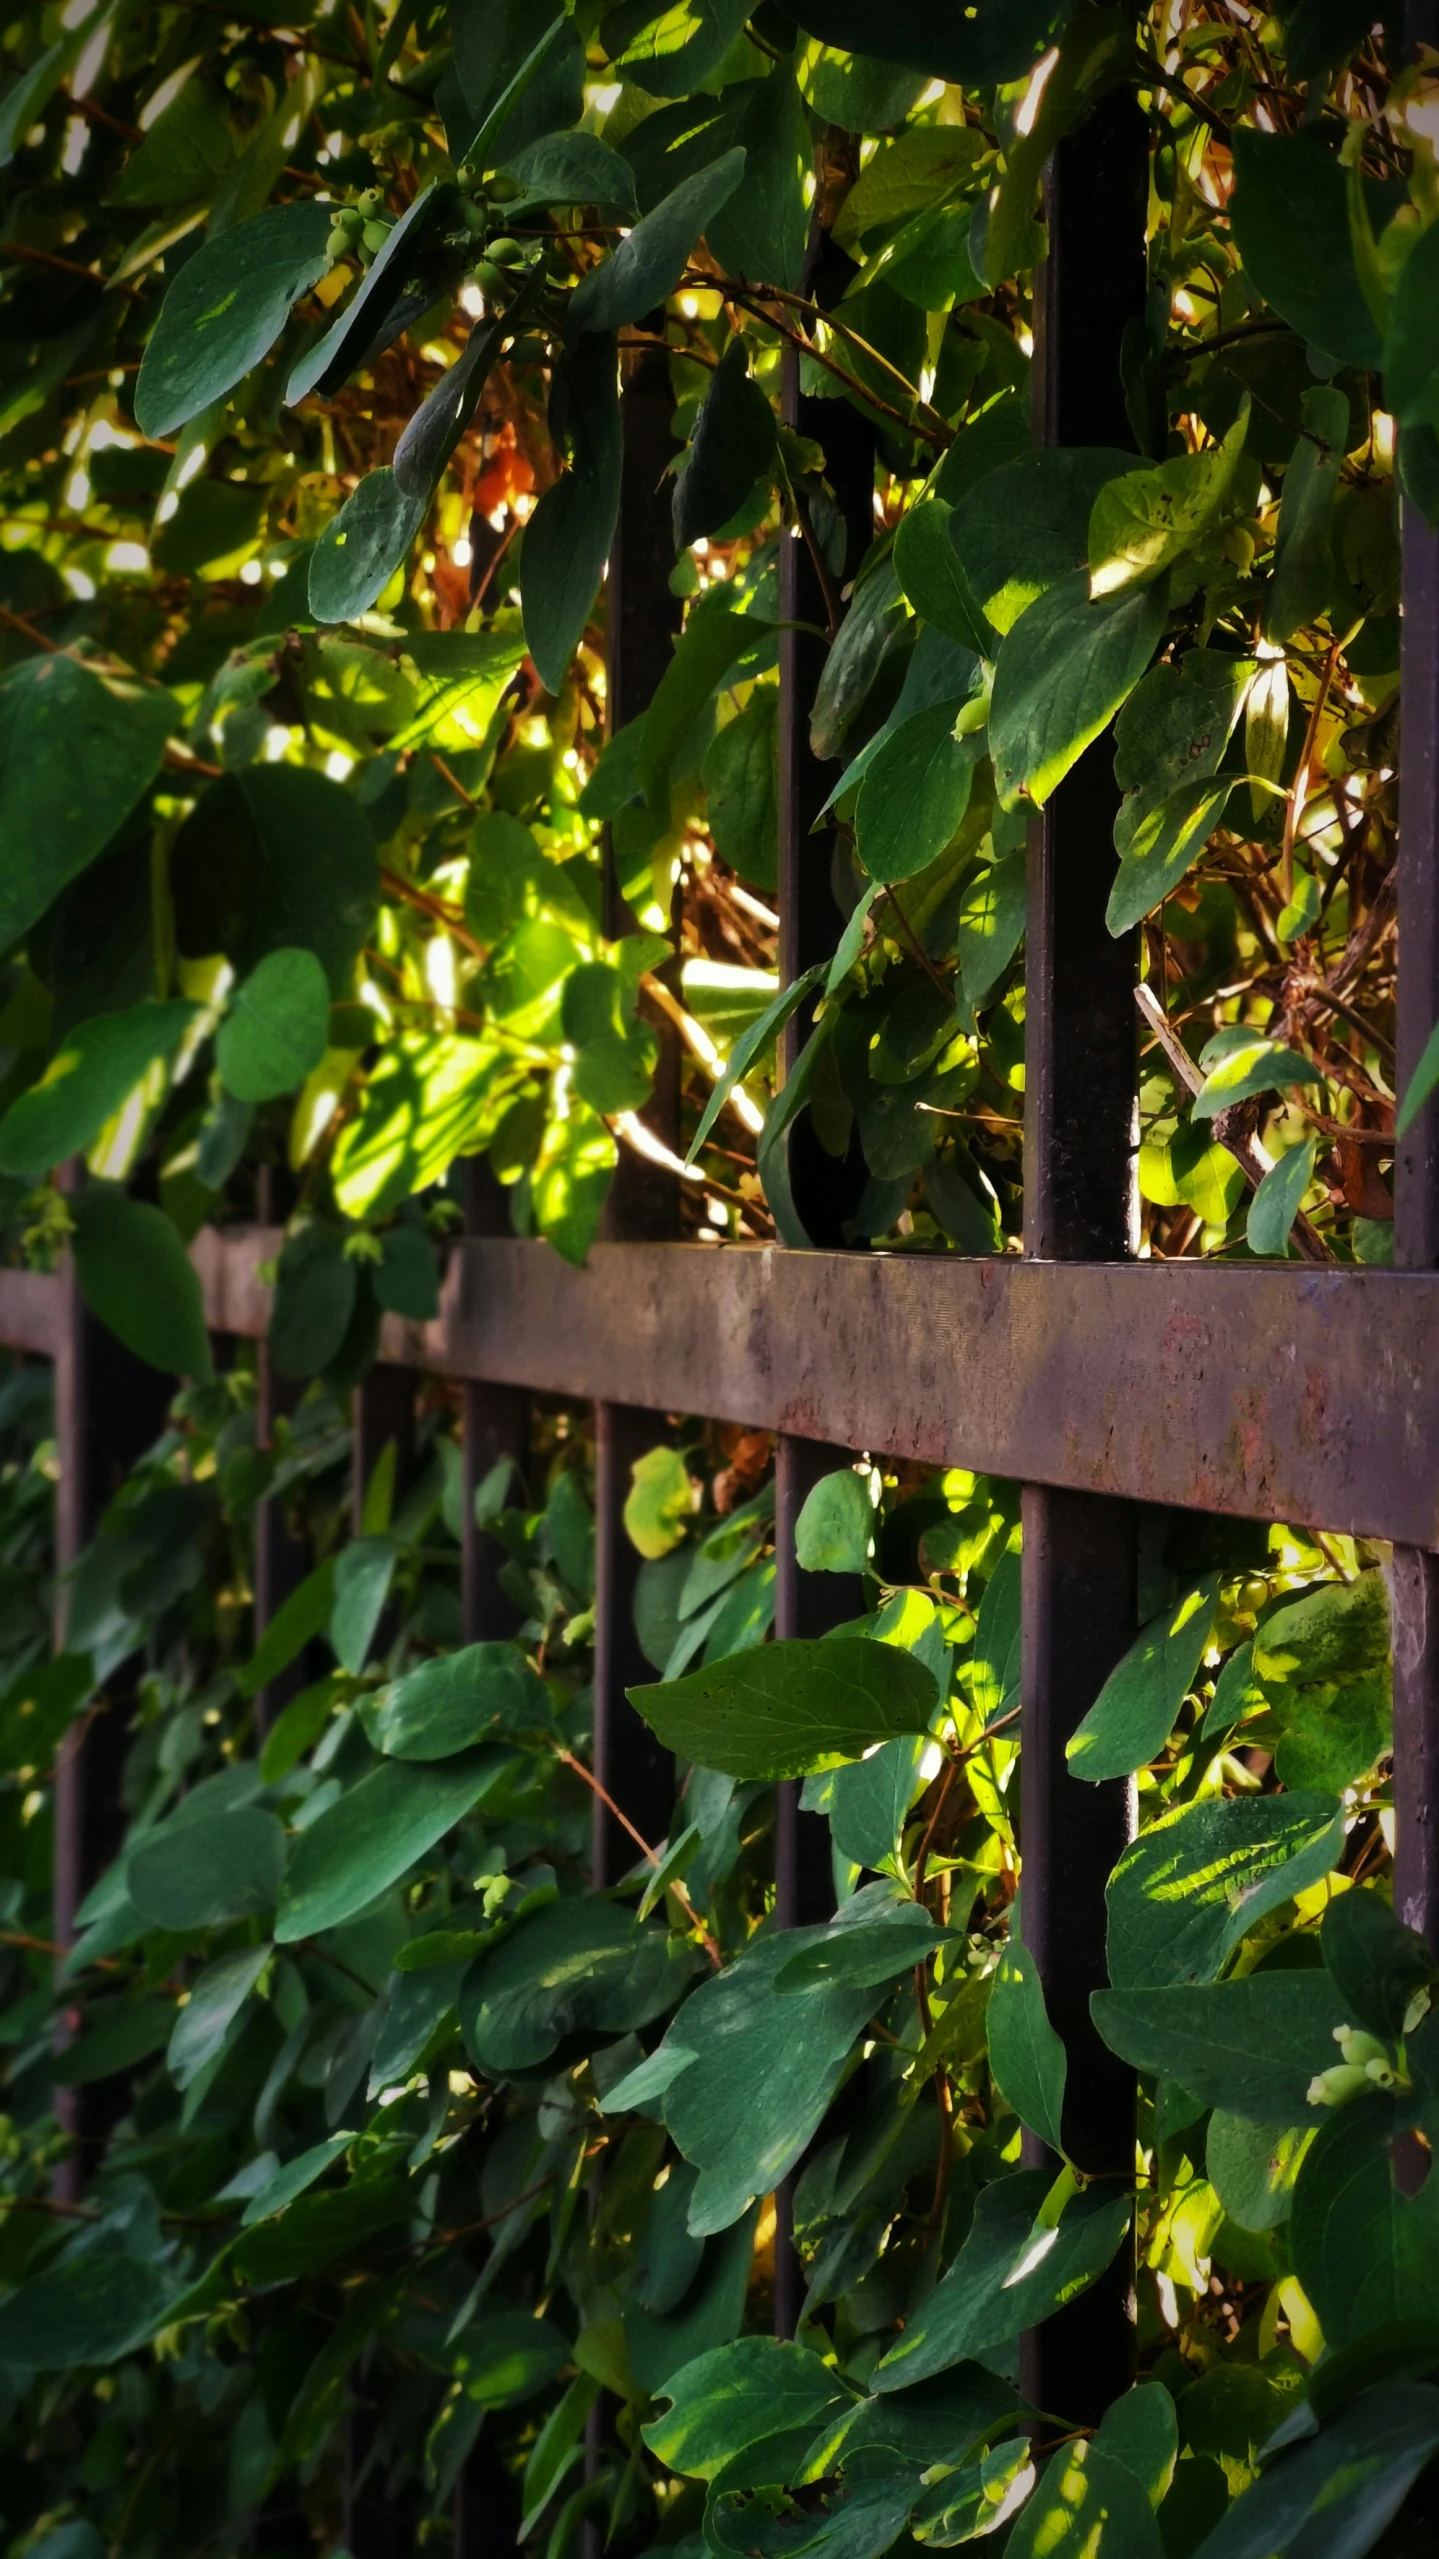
[
  {"x1": 1392, "y1": 2, "x2": 1439, "y2": 1954},
  {"x1": 52, "y1": 1229, "x2": 171, "y2": 2200},
  {"x1": 460, "y1": 1161, "x2": 527, "y2": 1648},
  {"x1": 772, "y1": 1434, "x2": 865, "y2": 2338},
  {"x1": 1018, "y1": 88, "x2": 1147, "y2": 2423}
]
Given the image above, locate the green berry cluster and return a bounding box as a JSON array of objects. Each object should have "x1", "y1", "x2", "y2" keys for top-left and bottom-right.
[{"x1": 325, "y1": 186, "x2": 391, "y2": 265}]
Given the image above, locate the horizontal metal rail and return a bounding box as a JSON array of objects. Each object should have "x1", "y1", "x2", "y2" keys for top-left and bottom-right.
[{"x1": 1, "y1": 1232, "x2": 1433, "y2": 1546}]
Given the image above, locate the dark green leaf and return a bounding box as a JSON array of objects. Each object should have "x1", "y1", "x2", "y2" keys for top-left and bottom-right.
[
  {"x1": 991, "y1": 571, "x2": 1169, "y2": 813},
  {"x1": 172, "y1": 766, "x2": 378, "y2": 994},
  {"x1": 287, "y1": 185, "x2": 455, "y2": 406},
  {"x1": 1091, "y1": 1970, "x2": 1350, "y2": 2123},
  {"x1": 329, "y1": 1535, "x2": 398, "y2": 1674},
  {"x1": 267, "y1": 1222, "x2": 357, "y2": 1382},
  {"x1": 129, "y1": 1807, "x2": 286, "y2": 1931},
  {"x1": 570, "y1": 150, "x2": 746, "y2": 335},
  {"x1": 987, "y1": 1937, "x2": 1067, "y2": 2155},
  {"x1": 1008, "y1": 2444, "x2": 1161, "y2": 2559},
  {"x1": 1246, "y1": 1138, "x2": 1317, "y2": 1258},
  {"x1": 1253, "y1": 1568, "x2": 1391, "y2": 1791},
  {"x1": 702, "y1": 688, "x2": 779, "y2": 891},
  {"x1": 393, "y1": 315, "x2": 505, "y2": 505},
  {"x1": 892, "y1": 500, "x2": 991, "y2": 653},
  {"x1": 951, "y1": 448, "x2": 1135, "y2": 635},
  {"x1": 521, "y1": 334, "x2": 622, "y2": 693},
  {"x1": 135, "y1": 202, "x2": 333, "y2": 438},
  {"x1": 1229, "y1": 127, "x2": 1381, "y2": 372},
  {"x1": 784, "y1": 2, "x2": 1073, "y2": 87},
  {"x1": 674, "y1": 339, "x2": 776, "y2": 547},
  {"x1": 873, "y1": 2171, "x2": 1132, "y2": 2388},
  {"x1": 1187, "y1": 2384, "x2": 1439, "y2": 2559},
  {"x1": 459, "y1": 1896, "x2": 685, "y2": 2075},
  {"x1": 217, "y1": 948, "x2": 330, "y2": 1104},
  {"x1": 1066, "y1": 1580, "x2": 1218, "y2": 1782},
  {"x1": 0, "y1": 657, "x2": 175, "y2": 956},
  {"x1": 0, "y1": 999, "x2": 197, "y2": 1177},
  {"x1": 365, "y1": 1643, "x2": 553, "y2": 1759},
  {"x1": 0, "y1": 2255, "x2": 177, "y2": 2370},
  {"x1": 275, "y1": 1751, "x2": 510, "y2": 1941},
  {"x1": 233, "y1": 2179, "x2": 410, "y2": 2285},
  {"x1": 72, "y1": 1187, "x2": 213, "y2": 1385},
  {"x1": 500, "y1": 130, "x2": 638, "y2": 216},
  {"x1": 794, "y1": 1470, "x2": 873, "y2": 1575},
  {"x1": 630, "y1": 1635, "x2": 937, "y2": 1780},
  {"x1": 1320, "y1": 1888, "x2": 1438, "y2": 2044},
  {"x1": 308, "y1": 468, "x2": 428, "y2": 625},
  {"x1": 238, "y1": 1560, "x2": 338, "y2": 1699},
  {"x1": 854, "y1": 704, "x2": 975, "y2": 884},
  {"x1": 643, "y1": 2336, "x2": 852, "y2": 2480},
  {"x1": 1265, "y1": 386, "x2": 1349, "y2": 644},
  {"x1": 168, "y1": 1944, "x2": 269, "y2": 2090},
  {"x1": 1206, "y1": 2111, "x2": 1312, "y2": 2233}
]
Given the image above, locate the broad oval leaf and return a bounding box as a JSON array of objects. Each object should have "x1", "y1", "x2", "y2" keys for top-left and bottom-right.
[
  {"x1": 129, "y1": 1807, "x2": 287, "y2": 1931},
  {"x1": 217, "y1": 948, "x2": 330, "y2": 1104},
  {"x1": 1066, "y1": 1579, "x2": 1218, "y2": 1783},
  {"x1": 0, "y1": 998, "x2": 197, "y2": 1177},
  {"x1": 873, "y1": 2171, "x2": 1132, "y2": 2388},
  {"x1": 135, "y1": 201, "x2": 334, "y2": 438},
  {"x1": 569, "y1": 150, "x2": 747, "y2": 336},
  {"x1": 628, "y1": 1635, "x2": 938, "y2": 1780},
  {"x1": 1091, "y1": 1970, "x2": 1351, "y2": 2124},
  {"x1": 0, "y1": 2254, "x2": 178, "y2": 2370},
  {"x1": 364, "y1": 1643, "x2": 553, "y2": 1759},
  {"x1": 1105, "y1": 1791, "x2": 1345, "y2": 1991},
  {"x1": 72, "y1": 1186, "x2": 214, "y2": 1385},
  {"x1": 275, "y1": 1751, "x2": 511, "y2": 1942},
  {"x1": 308, "y1": 467, "x2": 427, "y2": 625},
  {"x1": 986, "y1": 1937, "x2": 1067, "y2": 2156},
  {"x1": 854, "y1": 703, "x2": 976, "y2": 885},
  {"x1": 991, "y1": 571, "x2": 1169, "y2": 813},
  {"x1": 0, "y1": 657, "x2": 175, "y2": 957}
]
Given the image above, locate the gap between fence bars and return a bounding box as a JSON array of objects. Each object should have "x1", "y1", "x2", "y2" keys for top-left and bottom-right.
[{"x1": 0, "y1": 58, "x2": 1433, "y2": 2548}]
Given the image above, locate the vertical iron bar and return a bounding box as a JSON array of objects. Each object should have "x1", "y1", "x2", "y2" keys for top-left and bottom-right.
[
  {"x1": 1392, "y1": 0, "x2": 1439, "y2": 1955},
  {"x1": 253, "y1": 1167, "x2": 307, "y2": 1738},
  {"x1": 460, "y1": 1161, "x2": 527, "y2": 1649},
  {"x1": 771, "y1": 208, "x2": 877, "y2": 2335},
  {"x1": 52, "y1": 1222, "x2": 172, "y2": 2201},
  {"x1": 1018, "y1": 88, "x2": 1147, "y2": 2424},
  {"x1": 772, "y1": 1434, "x2": 866, "y2": 2339}
]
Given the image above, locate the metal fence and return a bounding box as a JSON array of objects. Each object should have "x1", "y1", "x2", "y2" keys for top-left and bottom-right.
[{"x1": 2, "y1": 96, "x2": 1436, "y2": 2447}]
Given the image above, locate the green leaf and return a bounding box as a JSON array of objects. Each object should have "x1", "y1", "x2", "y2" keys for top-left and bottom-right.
[
  {"x1": 500, "y1": 130, "x2": 638, "y2": 216},
  {"x1": 1292, "y1": 2099, "x2": 1439, "y2": 2350},
  {"x1": 1113, "y1": 648, "x2": 1255, "y2": 856},
  {"x1": 0, "y1": 2254, "x2": 177, "y2": 2370},
  {"x1": 1106, "y1": 772, "x2": 1240, "y2": 937},
  {"x1": 892, "y1": 500, "x2": 991, "y2": 653},
  {"x1": 643, "y1": 2336, "x2": 852, "y2": 2481},
  {"x1": 241, "y1": 2132, "x2": 355, "y2": 2227},
  {"x1": 624, "y1": 1446, "x2": 693, "y2": 1561},
  {"x1": 217, "y1": 948, "x2": 330, "y2": 1104},
  {"x1": 0, "y1": 656, "x2": 175, "y2": 956},
  {"x1": 331, "y1": 1032, "x2": 499, "y2": 1221},
  {"x1": 238, "y1": 1560, "x2": 338, "y2": 1699},
  {"x1": 640, "y1": 605, "x2": 758, "y2": 804},
  {"x1": 1253, "y1": 1569, "x2": 1391, "y2": 1792},
  {"x1": 873, "y1": 2171, "x2": 1132, "y2": 2389},
  {"x1": 786, "y1": 3, "x2": 1071, "y2": 86},
  {"x1": 951, "y1": 447, "x2": 1135, "y2": 635},
  {"x1": 1066, "y1": 1580, "x2": 1218, "y2": 1782},
  {"x1": 854, "y1": 704, "x2": 975, "y2": 884},
  {"x1": 1321, "y1": 1891, "x2": 1438, "y2": 2045},
  {"x1": 454, "y1": 2311, "x2": 572, "y2": 2409},
  {"x1": 134, "y1": 202, "x2": 334, "y2": 438},
  {"x1": 794, "y1": 1469, "x2": 873, "y2": 1575},
  {"x1": 1088, "y1": 413, "x2": 1249, "y2": 598},
  {"x1": 287, "y1": 183, "x2": 455, "y2": 406},
  {"x1": 637, "y1": 1925, "x2": 882, "y2": 2232},
  {"x1": 365, "y1": 1643, "x2": 553, "y2": 1759},
  {"x1": 459, "y1": 1897, "x2": 685, "y2": 2075},
  {"x1": 954, "y1": 849, "x2": 1024, "y2": 1007},
  {"x1": 833, "y1": 122, "x2": 981, "y2": 248},
  {"x1": 1095, "y1": 2385, "x2": 1177, "y2": 2509},
  {"x1": 267, "y1": 1222, "x2": 357, "y2": 1381},
  {"x1": 233, "y1": 2179, "x2": 411, "y2": 2286},
  {"x1": 1265, "y1": 386, "x2": 1350, "y2": 644},
  {"x1": 129, "y1": 1808, "x2": 287, "y2": 1931},
  {"x1": 0, "y1": 998, "x2": 197, "y2": 1178},
  {"x1": 703, "y1": 688, "x2": 779, "y2": 892},
  {"x1": 1007, "y1": 2444, "x2": 1161, "y2": 2559},
  {"x1": 1105, "y1": 1792, "x2": 1345, "y2": 1991},
  {"x1": 1396, "y1": 1015, "x2": 1439, "y2": 1140},
  {"x1": 674, "y1": 339, "x2": 776, "y2": 547},
  {"x1": 1091, "y1": 1970, "x2": 1350, "y2": 2124},
  {"x1": 774, "y1": 1903, "x2": 943, "y2": 1994},
  {"x1": 625, "y1": 2208, "x2": 760, "y2": 2404},
  {"x1": 393, "y1": 315, "x2": 506, "y2": 506},
  {"x1": 685, "y1": 966, "x2": 821, "y2": 1164},
  {"x1": 1206, "y1": 2113, "x2": 1313, "y2": 2234},
  {"x1": 987, "y1": 1937, "x2": 1067, "y2": 2155},
  {"x1": 1246, "y1": 1137, "x2": 1317, "y2": 1257},
  {"x1": 308, "y1": 467, "x2": 428, "y2": 625},
  {"x1": 991, "y1": 571, "x2": 1168, "y2": 813},
  {"x1": 1191, "y1": 1032, "x2": 1326, "y2": 1118},
  {"x1": 521, "y1": 334, "x2": 622, "y2": 693},
  {"x1": 329, "y1": 1534, "x2": 398, "y2": 1674},
  {"x1": 1186, "y1": 2384, "x2": 1439, "y2": 2559},
  {"x1": 167, "y1": 1944, "x2": 270, "y2": 2091},
  {"x1": 172, "y1": 766, "x2": 379, "y2": 995},
  {"x1": 1229, "y1": 127, "x2": 1382, "y2": 372},
  {"x1": 72, "y1": 1187, "x2": 214, "y2": 1385},
  {"x1": 971, "y1": 1546, "x2": 1021, "y2": 1725},
  {"x1": 629, "y1": 1635, "x2": 937, "y2": 1781},
  {"x1": 707, "y1": 68, "x2": 809, "y2": 294},
  {"x1": 1386, "y1": 214, "x2": 1439, "y2": 429},
  {"x1": 533, "y1": 1101, "x2": 617, "y2": 1266},
  {"x1": 275, "y1": 1751, "x2": 510, "y2": 1941},
  {"x1": 570, "y1": 150, "x2": 747, "y2": 335}
]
